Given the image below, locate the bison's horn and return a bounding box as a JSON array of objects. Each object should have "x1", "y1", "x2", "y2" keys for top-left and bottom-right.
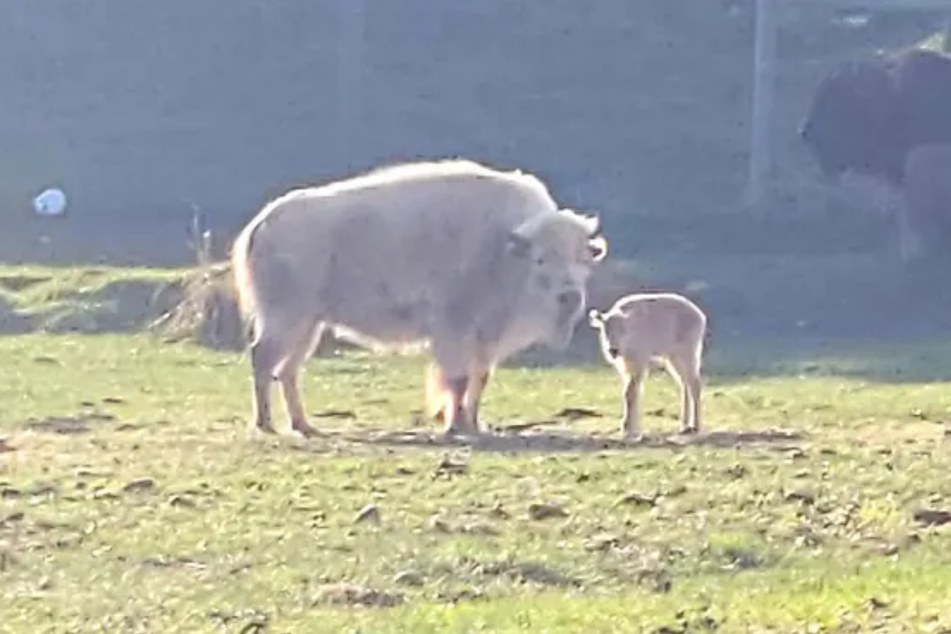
[
  {"x1": 588, "y1": 235, "x2": 608, "y2": 262},
  {"x1": 582, "y1": 212, "x2": 601, "y2": 238},
  {"x1": 559, "y1": 207, "x2": 602, "y2": 238}
]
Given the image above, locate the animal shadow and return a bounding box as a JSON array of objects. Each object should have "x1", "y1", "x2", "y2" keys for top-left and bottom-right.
[{"x1": 343, "y1": 425, "x2": 804, "y2": 454}]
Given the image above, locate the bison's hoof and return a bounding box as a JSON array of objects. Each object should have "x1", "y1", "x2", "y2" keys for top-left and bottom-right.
[
  {"x1": 291, "y1": 422, "x2": 320, "y2": 438},
  {"x1": 253, "y1": 422, "x2": 278, "y2": 435},
  {"x1": 442, "y1": 426, "x2": 476, "y2": 442},
  {"x1": 623, "y1": 432, "x2": 645, "y2": 444},
  {"x1": 680, "y1": 426, "x2": 700, "y2": 436}
]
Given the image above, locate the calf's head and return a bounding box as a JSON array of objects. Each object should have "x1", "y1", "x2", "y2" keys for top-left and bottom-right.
[
  {"x1": 507, "y1": 208, "x2": 608, "y2": 348},
  {"x1": 587, "y1": 308, "x2": 624, "y2": 363}
]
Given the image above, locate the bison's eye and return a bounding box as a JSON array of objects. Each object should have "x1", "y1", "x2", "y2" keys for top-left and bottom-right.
[{"x1": 557, "y1": 290, "x2": 582, "y2": 312}]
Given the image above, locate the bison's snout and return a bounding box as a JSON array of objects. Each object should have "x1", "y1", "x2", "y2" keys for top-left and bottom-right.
[{"x1": 557, "y1": 290, "x2": 583, "y2": 317}]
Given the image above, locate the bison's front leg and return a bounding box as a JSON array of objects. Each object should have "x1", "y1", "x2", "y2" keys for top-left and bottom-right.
[
  {"x1": 463, "y1": 369, "x2": 491, "y2": 433},
  {"x1": 442, "y1": 375, "x2": 473, "y2": 436}
]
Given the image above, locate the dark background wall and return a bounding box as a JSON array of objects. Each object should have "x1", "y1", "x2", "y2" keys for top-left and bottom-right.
[{"x1": 0, "y1": 1, "x2": 946, "y2": 265}]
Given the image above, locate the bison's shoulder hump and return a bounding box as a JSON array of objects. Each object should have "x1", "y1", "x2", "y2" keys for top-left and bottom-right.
[{"x1": 313, "y1": 158, "x2": 553, "y2": 200}]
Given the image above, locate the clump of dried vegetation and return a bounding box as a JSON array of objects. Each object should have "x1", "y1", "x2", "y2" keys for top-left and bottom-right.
[{"x1": 148, "y1": 215, "x2": 245, "y2": 350}]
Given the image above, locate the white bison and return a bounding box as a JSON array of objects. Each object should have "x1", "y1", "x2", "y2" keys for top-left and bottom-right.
[
  {"x1": 588, "y1": 292, "x2": 707, "y2": 439},
  {"x1": 230, "y1": 159, "x2": 608, "y2": 437}
]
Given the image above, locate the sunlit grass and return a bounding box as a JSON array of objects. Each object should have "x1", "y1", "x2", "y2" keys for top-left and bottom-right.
[{"x1": 1, "y1": 332, "x2": 950, "y2": 632}]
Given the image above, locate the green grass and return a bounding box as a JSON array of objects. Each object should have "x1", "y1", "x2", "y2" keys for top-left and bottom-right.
[
  {"x1": 0, "y1": 264, "x2": 186, "y2": 310},
  {"x1": 2, "y1": 330, "x2": 951, "y2": 633}
]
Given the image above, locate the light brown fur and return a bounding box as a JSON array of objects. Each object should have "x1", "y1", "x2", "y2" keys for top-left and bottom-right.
[
  {"x1": 588, "y1": 292, "x2": 707, "y2": 439},
  {"x1": 231, "y1": 158, "x2": 608, "y2": 437}
]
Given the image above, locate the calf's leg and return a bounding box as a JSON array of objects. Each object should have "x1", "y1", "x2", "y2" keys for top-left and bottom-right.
[
  {"x1": 668, "y1": 350, "x2": 703, "y2": 434},
  {"x1": 620, "y1": 364, "x2": 646, "y2": 440}
]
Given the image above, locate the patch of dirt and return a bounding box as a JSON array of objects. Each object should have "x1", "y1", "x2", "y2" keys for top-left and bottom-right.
[
  {"x1": 718, "y1": 546, "x2": 764, "y2": 571},
  {"x1": 913, "y1": 508, "x2": 951, "y2": 527},
  {"x1": 22, "y1": 412, "x2": 116, "y2": 435},
  {"x1": 470, "y1": 559, "x2": 581, "y2": 588},
  {"x1": 313, "y1": 582, "x2": 404, "y2": 608},
  {"x1": 343, "y1": 427, "x2": 804, "y2": 454},
  {"x1": 141, "y1": 555, "x2": 207, "y2": 571},
  {"x1": 527, "y1": 502, "x2": 570, "y2": 521}
]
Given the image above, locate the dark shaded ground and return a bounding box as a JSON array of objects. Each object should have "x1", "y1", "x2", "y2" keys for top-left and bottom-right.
[
  {"x1": 336, "y1": 426, "x2": 805, "y2": 455},
  {"x1": 0, "y1": 1, "x2": 945, "y2": 227},
  {"x1": 5, "y1": 205, "x2": 951, "y2": 387}
]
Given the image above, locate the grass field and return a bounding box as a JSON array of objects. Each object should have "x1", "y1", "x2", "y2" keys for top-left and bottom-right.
[{"x1": 2, "y1": 302, "x2": 951, "y2": 633}]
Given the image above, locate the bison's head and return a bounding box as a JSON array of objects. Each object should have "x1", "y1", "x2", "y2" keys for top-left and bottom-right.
[
  {"x1": 507, "y1": 208, "x2": 607, "y2": 349},
  {"x1": 800, "y1": 57, "x2": 902, "y2": 184}
]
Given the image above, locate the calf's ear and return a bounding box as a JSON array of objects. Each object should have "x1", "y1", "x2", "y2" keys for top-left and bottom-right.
[{"x1": 507, "y1": 231, "x2": 533, "y2": 259}]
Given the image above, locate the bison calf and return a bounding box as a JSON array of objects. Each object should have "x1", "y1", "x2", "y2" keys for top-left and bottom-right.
[{"x1": 588, "y1": 293, "x2": 707, "y2": 439}]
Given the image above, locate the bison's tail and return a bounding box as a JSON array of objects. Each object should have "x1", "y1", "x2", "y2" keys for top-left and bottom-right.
[{"x1": 230, "y1": 216, "x2": 265, "y2": 347}]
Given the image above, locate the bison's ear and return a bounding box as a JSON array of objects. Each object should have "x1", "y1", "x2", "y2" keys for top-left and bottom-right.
[
  {"x1": 587, "y1": 308, "x2": 604, "y2": 328},
  {"x1": 578, "y1": 211, "x2": 602, "y2": 238},
  {"x1": 507, "y1": 231, "x2": 533, "y2": 259},
  {"x1": 588, "y1": 235, "x2": 608, "y2": 262}
]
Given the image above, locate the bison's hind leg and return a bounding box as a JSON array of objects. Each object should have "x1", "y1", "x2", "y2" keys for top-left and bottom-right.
[
  {"x1": 249, "y1": 313, "x2": 324, "y2": 437},
  {"x1": 275, "y1": 320, "x2": 327, "y2": 438},
  {"x1": 249, "y1": 335, "x2": 283, "y2": 434}
]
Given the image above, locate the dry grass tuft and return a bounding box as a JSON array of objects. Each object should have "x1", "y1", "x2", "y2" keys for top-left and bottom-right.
[{"x1": 148, "y1": 261, "x2": 244, "y2": 350}]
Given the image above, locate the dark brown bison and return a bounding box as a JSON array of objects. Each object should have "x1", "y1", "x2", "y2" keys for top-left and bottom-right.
[
  {"x1": 800, "y1": 48, "x2": 951, "y2": 187},
  {"x1": 800, "y1": 48, "x2": 951, "y2": 261}
]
